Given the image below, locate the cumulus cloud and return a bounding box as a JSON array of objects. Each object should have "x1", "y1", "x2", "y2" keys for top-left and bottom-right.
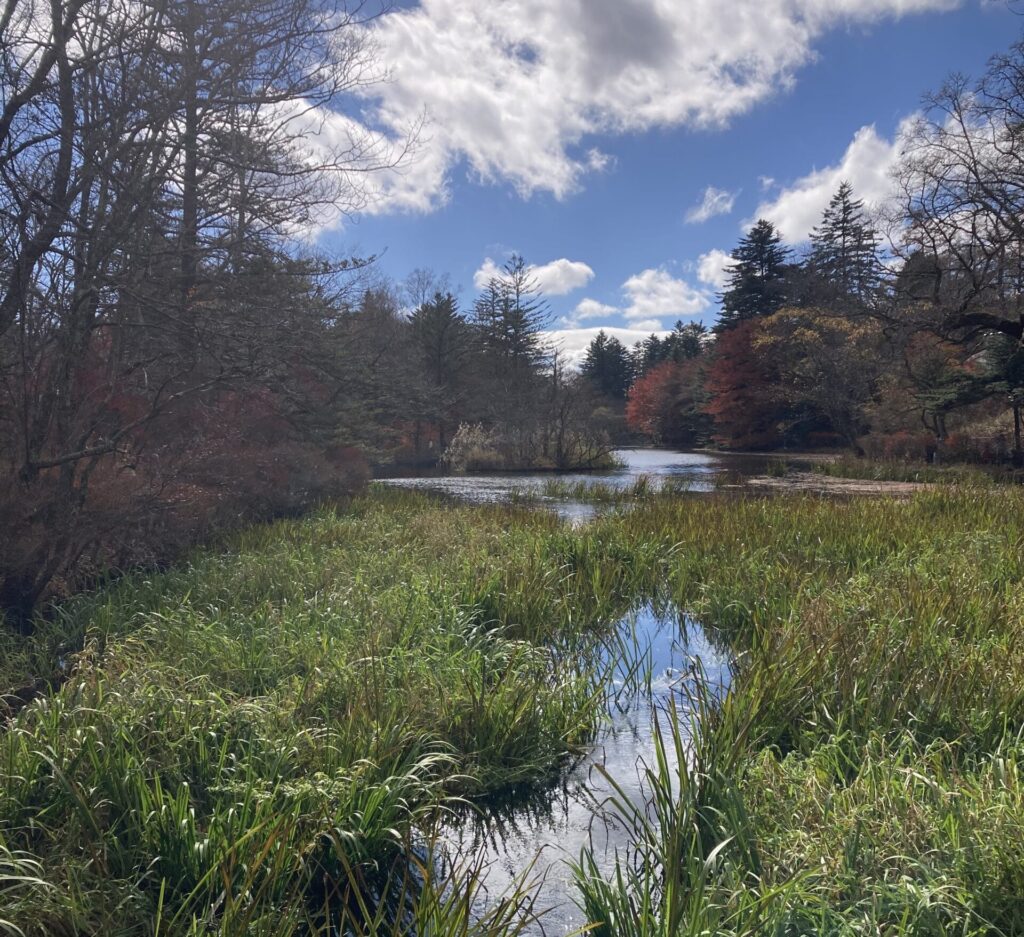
[
  {"x1": 686, "y1": 186, "x2": 739, "y2": 224},
  {"x1": 473, "y1": 256, "x2": 595, "y2": 295},
  {"x1": 356, "y1": 0, "x2": 960, "y2": 214},
  {"x1": 696, "y1": 249, "x2": 735, "y2": 290},
  {"x1": 622, "y1": 268, "x2": 711, "y2": 321},
  {"x1": 752, "y1": 119, "x2": 915, "y2": 242},
  {"x1": 628, "y1": 318, "x2": 666, "y2": 332},
  {"x1": 559, "y1": 266, "x2": 712, "y2": 331},
  {"x1": 568, "y1": 298, "x2": 619, "y2": 324},
  {"x1": 544, "y1": 326, "x2": 671, "y2": 369}
]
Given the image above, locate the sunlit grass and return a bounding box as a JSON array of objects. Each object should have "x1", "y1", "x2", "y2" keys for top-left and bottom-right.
[{"x1": 3, "y1": 482, "x2": 1024, "y2": 933}]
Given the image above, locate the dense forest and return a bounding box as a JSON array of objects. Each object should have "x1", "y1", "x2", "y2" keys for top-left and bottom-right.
[{"x1": 2, "y1": 0, "x2": 1024, "y2": 626}]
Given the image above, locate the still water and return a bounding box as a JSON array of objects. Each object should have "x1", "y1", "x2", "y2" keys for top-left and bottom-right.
[
  {"x1": 439, "y1": 605, "x2": 732, "y2": 935},
  {"x1": 380, "y1": 447, "x2": 788, "y2": 520},
  {"x1": 381, "y1": 451, "x2": 744, "y2": 932}
]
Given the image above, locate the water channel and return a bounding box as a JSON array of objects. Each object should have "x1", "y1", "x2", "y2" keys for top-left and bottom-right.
[
  {"x1": 381, "y1": 450, "x2": 748, "y2": 932},
  {"x1": 440, "y1": 604, "x2": 732, "y2": 935}
]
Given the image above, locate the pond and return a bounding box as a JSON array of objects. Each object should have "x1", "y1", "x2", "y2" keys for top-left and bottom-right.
[
  {"x1": 380, "y1": 447, "x2": 799, "y2": 520},
  {"x1": 438, "y1": 604, "x2": 733, "y2": 935}
]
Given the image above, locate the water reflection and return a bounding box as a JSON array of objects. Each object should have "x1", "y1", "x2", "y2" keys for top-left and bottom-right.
[
  {"x1": 379, "y1": 448, "x2": 791, "y2": 520},
  {"x1": 441, "y1": 605, "x2": 732, "y2": 935}
]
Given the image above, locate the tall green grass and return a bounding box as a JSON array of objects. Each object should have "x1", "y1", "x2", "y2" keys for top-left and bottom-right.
[
  {"x1": 572, "y1": 485, "x2": 1024, "y2": 935},
  {"x1": 0, "y1": 490, "x2": 669, "y2": 934},
  {"x1": 3, "y1": 483, "x2": 1024, "y2": 933}
]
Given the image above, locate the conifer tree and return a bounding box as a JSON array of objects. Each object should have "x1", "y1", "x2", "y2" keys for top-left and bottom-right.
[
  {"x1": 581, "y1": 331, "x2": 633, "y2": 398},
  {"x1": 718, "y1": 220, "x2": 791, "y2": 328},
  {"x1": 807, "y1": 182, "x2": 882, "y2": 304},
  {"x1": 472, "y1": 255, "x2": 550, "y2": 368}
]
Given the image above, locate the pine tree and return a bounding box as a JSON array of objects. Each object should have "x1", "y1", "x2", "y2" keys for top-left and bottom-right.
[
  {"x1": 408, "y1": 291, "x2": 473, "y2": 452},
  {"x1": 631, "y1": 334, "x2": 667, "y2": 376},
  {"x1": 581, "y1": 331, "x2": 633, "y2": 398},
  {"x1": 471, "y1": 255, "x2": 551, "y2": 438},
  {"x1": 472, "y1": 255, "x2": 550, "y2": 368},
  {"x1": 807, "y1": 182, "x2": 882, "y2": 304},
  {"x1": 718, "y1": 220, "x2": 791, "y2": 328},
  {"x1": 665, "y1": 321, "x2": 707, "y2": 360}
]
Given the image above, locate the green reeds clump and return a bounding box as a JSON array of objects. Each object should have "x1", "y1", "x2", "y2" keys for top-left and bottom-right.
[
  {"x1": 577, "y1": 484, "x2": 1024, "y2": 934},
  {"x1": 0, "y1": 490, "x2": 653, "y2": 935}
]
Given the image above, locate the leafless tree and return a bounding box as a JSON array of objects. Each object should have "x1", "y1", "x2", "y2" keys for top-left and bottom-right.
[{"x1": 0, "y1": 0, "x2": 408, "y2": 626}]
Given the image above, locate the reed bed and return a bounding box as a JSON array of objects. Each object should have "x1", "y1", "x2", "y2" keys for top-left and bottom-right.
[
  {"x1": 2, "y1": 483, "x2": 1024, "y2": 934},
  {"x1": 0, "y1": 491, "x2": 667, "y2": 935},
  {"x1": 572, "y1": 485, "x2": 1024, "y2": 935}
]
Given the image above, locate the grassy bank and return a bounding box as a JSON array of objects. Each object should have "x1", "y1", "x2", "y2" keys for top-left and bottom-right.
[
  {"x1": 577, "y1": 487, "x2": 1024, "y2": 935},
  {"x1": 810, "y1": 454, "x2": 1024, "y2": 486},
  {"x1": 0, "y1": 491, "x2": 665, "y2": 935},
  {"x1": 3, "y1": 484, "x2": 1024, "y2": 934}
]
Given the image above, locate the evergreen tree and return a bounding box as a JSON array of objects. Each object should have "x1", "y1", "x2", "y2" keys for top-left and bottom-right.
[
  {"x1": 410, "y1": 292, "x2": 471, "y2": 386},
  {"x1": 807, "y1": 182, "x2": 882, "y2": 304},
  {"x1": 471, "y1": 255, "x2": 551, "y2": 441},
  {"x1": 631, "y1": 333, "x2": 668, "y2": 377},
  {"x1": 718, "y1": 219, "x2": 791, "y2": 328},
  {"x1": 581, "y1": 331, "x2": 633, "y2": 398},
  {"x1": 409, "y1": 291, "x2": 473, "y2": 450},
  {"x1": 472, "y1": 255, "x2": 550, "y2": 368},
  {"x1": 665, "y1": 321, "x2": 708, "y2": 360}
]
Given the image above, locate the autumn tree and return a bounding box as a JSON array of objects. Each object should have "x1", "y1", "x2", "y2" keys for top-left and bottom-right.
[
  {"x1": 704, "y1": 319, "x2": 784, "y2": 449},
  {"x1": 0, "y1": 0, "x2": 401, "y2": 626},
  {"x1": 759, "y1": 309, "x2": 887, "y2": 451},
  {"x1": 626, "y1": 359, "x2": 709, "y2": 447}
]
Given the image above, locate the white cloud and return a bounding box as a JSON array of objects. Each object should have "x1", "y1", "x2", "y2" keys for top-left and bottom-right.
[
  {"x1": 356, "y1": 0, "x2": 960, "y2": 214},
  {"x1": 628, "y1": 318, "x2": 666, "y2": 332},
  {"x1": 696, "y1": 249, "x2": 735, "y2": 290},
  {"x1": 622, "y1": 268, "x2": 711, "y2": 320},
  {"x1": 569, "y1": 298, "x2": 620, "y2": 323},
  {"x1": 473, "y1": 256, "x2": 595, "y2": 295},
  {"x1": 752, "y1": 119, "x2": 915, "y2": 242},
  {"x1": 544, "y1": 326, "x2": 671, "y2": 368},
  {"x1": 685, "y1": 186, "x2": 739, "y2": 224}
]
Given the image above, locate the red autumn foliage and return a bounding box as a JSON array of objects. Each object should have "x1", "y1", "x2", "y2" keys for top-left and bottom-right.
[
  {"x1": 703, "y1": 320, "x2": 784, "y2": 450},
  {"x1": 626, "y1": 360, "x2": 708, "y2": 446}
]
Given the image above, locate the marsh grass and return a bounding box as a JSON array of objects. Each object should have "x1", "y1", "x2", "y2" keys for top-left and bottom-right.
[
  {"x1": 3, "y1": 483, "x2": 1024, "y2": 933},
  {"x1": 812, "y1": 455, "x2": 1020, "y2": 486},
  {"x1": 570, "y1": 484, "x2": 1024, "y2": 935},
  {"x1": 0, "y1": 491, "x2": 669, "y2": 934}
]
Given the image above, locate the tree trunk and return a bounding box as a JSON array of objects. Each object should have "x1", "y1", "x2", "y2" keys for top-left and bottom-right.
[{"x1": 0, "y1": 572, "x2": 43, "y2": 635}]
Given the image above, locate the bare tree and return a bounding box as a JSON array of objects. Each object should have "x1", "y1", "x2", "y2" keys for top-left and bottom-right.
[
  {"x1": 893, "y1": 41, "x2": 1024, "y2": 343},
  {"x1": 0, "y1": 0, "x2": 407, "y2": 626}
]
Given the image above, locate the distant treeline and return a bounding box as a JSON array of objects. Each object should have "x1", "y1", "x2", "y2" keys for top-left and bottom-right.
[{"x1": 582, "y1": 68, "x2": 1024, "y2": 461}]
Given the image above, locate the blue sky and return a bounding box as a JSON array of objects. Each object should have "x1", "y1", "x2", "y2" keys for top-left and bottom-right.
[{"x1": 323, "y1": 1, "x2": 1019, "y2": 363}]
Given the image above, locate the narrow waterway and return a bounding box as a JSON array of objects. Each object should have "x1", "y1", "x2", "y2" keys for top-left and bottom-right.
[
  {"x1": 440, "y1": 604, "x2": 733, "y2": 935},
  {"x1": 381, "y1": 452, "x2": 748, "y2": 931}
]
